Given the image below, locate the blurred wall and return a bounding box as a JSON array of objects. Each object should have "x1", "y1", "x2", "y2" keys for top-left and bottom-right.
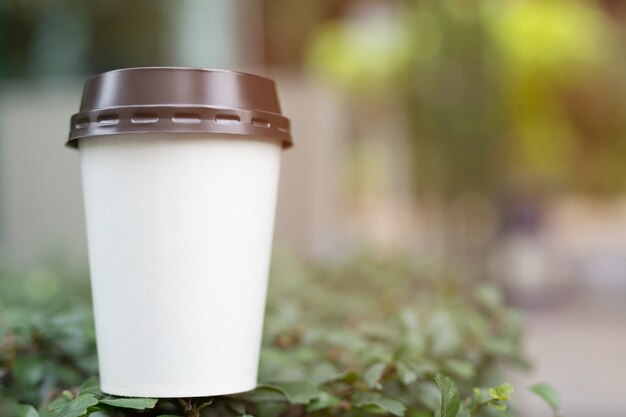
[{"x1": 0, "y1": 81, "x2": 87, "y2": 265}]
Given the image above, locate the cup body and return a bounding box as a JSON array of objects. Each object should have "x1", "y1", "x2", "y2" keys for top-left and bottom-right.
[{"x1": 79, "y1": 133, "x2": 282, "y2": 397}]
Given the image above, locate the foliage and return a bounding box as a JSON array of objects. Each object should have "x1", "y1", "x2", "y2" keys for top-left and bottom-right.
[
  {"x1": 309, "y1": 0, "x2": 626, "y2": 196},
  {"x1": 1, "y1": 252, "x2": 560, "y2": 416},
  {"x1": 0, "y1": 263, "x2": 96, "y2": 414}
]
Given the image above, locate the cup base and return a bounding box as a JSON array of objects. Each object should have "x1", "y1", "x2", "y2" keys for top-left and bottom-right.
[{"x1": 100, "y1": 380, "x2": 257, "y2": 398}]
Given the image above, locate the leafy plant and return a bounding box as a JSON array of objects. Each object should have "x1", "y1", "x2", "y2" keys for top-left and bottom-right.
[
  {"x1": 11, "y1": 375, "x2": 560, "y2": 417},
  {"x1": 1, "y1": 252, "x2": 561, "y2": 416},
  {"x1": 0, "y1": 263, "x2": 97, "y2": 414}
]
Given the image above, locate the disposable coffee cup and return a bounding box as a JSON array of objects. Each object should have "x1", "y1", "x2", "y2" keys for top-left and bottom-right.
[{"x1": 67, "y1": 67, "x2": 292, "y2": 397}]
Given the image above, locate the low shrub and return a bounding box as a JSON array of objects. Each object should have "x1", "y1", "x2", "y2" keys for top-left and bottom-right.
[{"x1": 0, "y1": 252, "x2": 560, "y2": 416}]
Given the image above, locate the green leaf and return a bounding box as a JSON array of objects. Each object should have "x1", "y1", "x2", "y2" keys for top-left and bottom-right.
[
  {"x1": 456, "y1": 404, "x2": 471, "y2": 417},
  {"x1": 353, "y1": 393, "x2": 406, "y2": 417},
  {"x1": 364, "y1": 362, "x2": 387, "y2": 388},
  {"x1": 488, "y1": 388, "x2": 499, "y2": 400},
  {"x1": 341, "y1": 370, "x2": 360, "y2": 384},
  {"x1": 16, "y1": 404, "x2": 39, "y2": 417},
  {"x1": 267, "y1": 382, "x2": 321, "y2": 404},
  {"x1": 245, "y1": 385, "x2": 290, "y2": 402},
  {"x1": 48, "y1": 396, "x2": 70, "y2": 412},
  {"x1": 196, "y1": 398, "x2": 214, "y2": 413},
  {"x1": 99, "y1": 397, "x2": 158, "y2": 410},
  {"x1": 396, "y1": 362, "x2": 418, "y2": 385},
  {"x1": 78, "y1": 377, "x2": 101, "y2": 396},
  {"x1": 435, "y1": 374, "x2": 460, "y2": 417},
  {"x1": 489, "y1": 402, "x2": 507, "y2": 411},
  {"x1": 529, "y1": 383, "x2": 561, "y2": 413},
  {"x1": 13, "y1": 356, "x2": 46, "y2": 386},
  {"x1": 254, "y1": 402, "x2": 286, "y2": 417},
  {"x1": 495, "y1": 383, "x2": 514, "y2": 400},
  {"x1": 306, "y1": 392, "x2": 342, "y2": 412},
  {"x1": 52, "y1": 393, "x2": 99, "y2": 417}
]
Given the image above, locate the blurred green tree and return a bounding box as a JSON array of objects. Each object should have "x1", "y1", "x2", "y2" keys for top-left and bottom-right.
[{"x1": 307, "y1": 0, "x2": 626, "y2": 269}]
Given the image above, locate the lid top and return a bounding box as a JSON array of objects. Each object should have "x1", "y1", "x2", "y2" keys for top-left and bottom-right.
[
  {"x1": 87, "y1": 66, "x2": 276, "y2": 82},
  {"x1": 69, "y1": 67, "x2": 292, "y2": 148},
  {"x1": 80, "y1": 67, "x2": 282, "y2": 114}
]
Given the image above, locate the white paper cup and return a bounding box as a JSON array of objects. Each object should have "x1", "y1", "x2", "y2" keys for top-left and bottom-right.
[{"x1": 68, "y1": 68, "x2": 292, "y2": 397}]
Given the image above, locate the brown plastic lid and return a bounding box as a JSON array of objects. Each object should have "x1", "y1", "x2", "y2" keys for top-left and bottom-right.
[{"x1": 67, "y1": 67, "x2": 292, "y2": 148}]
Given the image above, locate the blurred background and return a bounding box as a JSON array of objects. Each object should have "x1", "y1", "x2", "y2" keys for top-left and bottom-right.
[{"x1": 1, "y1": 0, "x2": 625, "y2": 416}]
